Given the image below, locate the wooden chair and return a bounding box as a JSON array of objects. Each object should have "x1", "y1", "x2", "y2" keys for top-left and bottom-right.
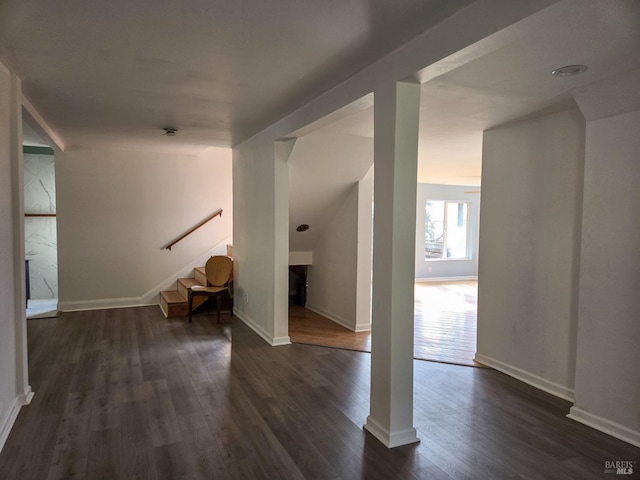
[{"x1": 188, "y1": 255, "x2": 233, "y2": 323}]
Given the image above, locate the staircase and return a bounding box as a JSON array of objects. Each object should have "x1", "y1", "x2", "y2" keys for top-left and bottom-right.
[
  {"x1": 159, "y1": 266, "x2": 208, "y2": 317},
  {"x1": 160, "y1": 246, "x2": 234, "y2": 318}
]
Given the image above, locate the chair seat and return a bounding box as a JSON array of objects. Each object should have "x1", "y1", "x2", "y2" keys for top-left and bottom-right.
[{"x1": 191, "y1": 285, "x2": 227, "y2": 294}]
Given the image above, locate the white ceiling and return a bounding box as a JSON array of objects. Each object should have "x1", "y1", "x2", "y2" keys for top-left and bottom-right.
[
  {"x1": 286, "y1": 0, "x2": 640, "y2": 249},
  {"x1": 0, "y1": 0, "x2": 474, "y2": 153},
  {"x1": 3, "y1": 0, "x2": 640, "y2": 253},
  {"x1": 5, "y1": 1, "x2": 637, "y2": 172},
  {"x1": 315, "y1": 0, "x2": 640, "y2": 185}
]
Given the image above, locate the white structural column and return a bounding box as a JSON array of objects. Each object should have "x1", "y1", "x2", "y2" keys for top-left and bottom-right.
[{"x1": 364, "y1": 80, "x2": 420, "y2": 448}]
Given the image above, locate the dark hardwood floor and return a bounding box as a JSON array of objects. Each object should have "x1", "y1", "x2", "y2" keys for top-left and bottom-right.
[{"x1": 1, "y1": 306, "x2": 638, "y2": 479}]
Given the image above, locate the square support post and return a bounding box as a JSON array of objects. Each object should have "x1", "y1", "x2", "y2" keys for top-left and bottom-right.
[{"x1": 364, "y1": 80, "x2": 421, "y2": 448}]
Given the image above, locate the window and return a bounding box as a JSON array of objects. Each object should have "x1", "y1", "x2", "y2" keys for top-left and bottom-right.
[{"x1": 425, "y1": 201, "x2": 469, "y2": 260}]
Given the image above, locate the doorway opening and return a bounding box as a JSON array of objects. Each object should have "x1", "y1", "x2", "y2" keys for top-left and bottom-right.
[
  {"x1": 22, "y1": 122, "x2": 59, "y2": 319},
  {"x1": 289, "y1": 265, "x2": 307, "y2": 307},
  {"x1": 281, "y1": 83, "x2": 482, "y2": 367}
]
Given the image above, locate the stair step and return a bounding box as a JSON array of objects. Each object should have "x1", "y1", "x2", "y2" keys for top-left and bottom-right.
[
  {"x1": 177, "y1": 277, "x2": 203, "y2": 299},
  {"x1": 160, "y1": 290, "x2": 188, "y2": 317},
  {"x1": 160, "y1": 275, "x2": 209, "y2": 318},
  {"x1": 160, "y1": 290, "x2": 185, "y2": 303},
  {"x1": 194, "y1": 266, "x2": 206, "y2": 285},
  {"x1": 159, "y1": 264, "x2": 218, "y2": 318}
]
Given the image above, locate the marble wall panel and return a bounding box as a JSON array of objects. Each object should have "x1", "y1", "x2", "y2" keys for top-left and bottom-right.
[{"x1": 24, "y1": 153, "x2": 58, "y2": 299}]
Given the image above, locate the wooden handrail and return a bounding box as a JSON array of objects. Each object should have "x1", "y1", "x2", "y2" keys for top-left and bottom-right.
[
  {"x1": 161, "y1": 208, "x2": 223, "y2": 251},
  {"x1": 25, "y1": 213, "x2": 56, "y2": 217}
]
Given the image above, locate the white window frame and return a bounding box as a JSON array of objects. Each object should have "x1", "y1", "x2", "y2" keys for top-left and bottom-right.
[{"x1": 425, "y1": 200, "x2": 471, "y2": 261}]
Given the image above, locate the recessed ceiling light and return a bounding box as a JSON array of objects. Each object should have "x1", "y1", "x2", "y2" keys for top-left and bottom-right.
[
  {"x1": 296, "y1": 224, "x2": 310, "y2": 232},
  {"x1": 551, "y1": 65, "x2": 588, "y2": 77},
  {"x1": 163, "y1": 127, "x2": 178, "y2": 136}
]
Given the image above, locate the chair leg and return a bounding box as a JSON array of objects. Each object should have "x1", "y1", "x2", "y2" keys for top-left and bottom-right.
[{"x1": 216, "y1": 294, "x2": 221, "y2": 323}]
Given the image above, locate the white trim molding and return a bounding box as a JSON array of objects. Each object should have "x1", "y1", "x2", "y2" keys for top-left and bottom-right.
[
  {"x1": 59, "y1": 298, "x2": 157, "y2": 312},
  {"x1": 353, "y1": 323, "x2": 372, "y2": 333},
  {"x1": 474, "y1": 354, "x2": 575, "y2": 402},
  {"x1": 0, "y1": 398, "x2": 20, "y2": 453},
  {"x1": 22, "y1": 94, "x2": 65, "y2": 152},
  {"x1": 233, "y1": 309, "x2": 291, "y2": 347},
  {"x1": 416, "y1": 276, "x2": 478, "y2": 283},
  {"x1": 0, "y1": 387, "x2": 34, "y2": 453},
  {"x1": 568, "y1": 407, "x2": 640, "y2": 448},
  {"x1": 363, "y1": 416, "x2": 420, "y2": 448},
  {"x1": 18, "y1": 386, "x2": 34, "y2": 406},
  {"x1": 306, "y1": 304, "x2": 370, "y2": 332}
]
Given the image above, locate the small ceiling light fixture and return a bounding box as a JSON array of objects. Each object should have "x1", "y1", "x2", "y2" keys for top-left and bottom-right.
[
  {"x1": 296, "y1": 224, "x2": 310, "y2": 232},
  {"x1": 551, "y1": 64, "x2": 588, "y2": 77},
  {"x1": 163, "y1": 127, "x2": 178, "y2": 136}
]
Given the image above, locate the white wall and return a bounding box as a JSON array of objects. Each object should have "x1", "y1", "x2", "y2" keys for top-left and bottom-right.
[
  {"x1": 289, "y1": 251, "x2": 313, "y2": 265},
  {"x1": 0, "y1": 60, "x2": 31, "y2": 452},
  {"x1": 231, "y1": 0, "x2": 556, "y2": 348},
  {"x1": 288, "y1": 132, "x2": 373, "y2": 252},
  {"x1": 298, "y1": 181, "x2": 479, "y2": 326},
  {"x1": 24, "y1": 151, "x2": 58, "y2": 299},
  {"x1": 415, "y1": 183, "x2": 480, "y2": 280},
  {"x1": 476, "y1": 108, "x2": 585, "y2": 400},
  {"x1": 233, "y1": 136, "x2": 290, "y2": 345},
  {"x1": 56, "y1": 146, "x2": 232, "y2": 310},
  {"x1": 355, "y1": 166, "x2": 373, "y2": 332},
  {"x1": 0, "y1": 55, "x2": 19, "y2": 452},
  {"x1": 307, "y1": 184, "x2": 359, "y2": 329},
  {"x1": 302, "y1": 164, "x2": 373, "y2": 332},
  {"x1": 570, "y1": 108, "x2": 640, "y2": 441}
]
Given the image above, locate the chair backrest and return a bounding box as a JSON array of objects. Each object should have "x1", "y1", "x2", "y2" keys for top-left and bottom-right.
[{"x1": 205, "y1": 255, "x2": 233, "y2": 287}]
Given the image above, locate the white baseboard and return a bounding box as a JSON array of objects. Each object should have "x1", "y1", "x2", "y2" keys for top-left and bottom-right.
[
  {"x1": 271, "y1": 335, "x2": 292, "y2": 346},
  {"x1": 59, "y1": 238, "x2": 232, "y2": 313},
  {"x1": 568, "y1": 407, "x2": 640, "y2": 448},
  {"x1": 18, "y1": 386, "x2": 34, "y2": 406},
  {"x1": 363, "y1": 416, "x2": 420, "y2": 448},
  {"x1": 0, "y1": 396, "x2": 22, "y2": 453},
  {"x1": 233, "y1": 309, "x2": 291, "y2": 347},
  {"x1": 474, "y1": 353, "x2": 574, "y2": 402},
  {"x1": 354, "y1": 323, "x2": 372, "y2": 333},
  {"x1": 415, "y1": 276, "x2": 478, "y2": 283},
  {"x1": 306, "y1": 304, "x2": 365, "y2": 332},
  {"x1": 59, "y1": 298, "x2": 158, "y2": 312}
]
